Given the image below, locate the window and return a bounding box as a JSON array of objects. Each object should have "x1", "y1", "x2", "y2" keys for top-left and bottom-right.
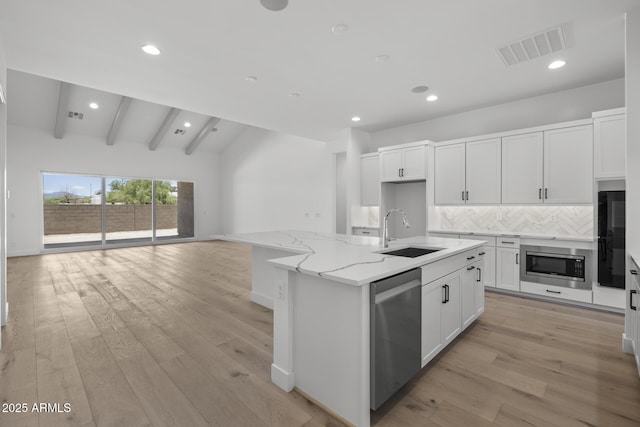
[{"x1": 42, "y1": 173, "x2": 195, "y2": 249}]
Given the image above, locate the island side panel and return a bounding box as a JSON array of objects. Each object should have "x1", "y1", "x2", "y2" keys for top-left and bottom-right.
[
  {"x1": 251, "y1": 246, "x2": 298, "y2": 309},
  {"x1": 271, "y1": 268, "x2": 296, "y2": 391},
  {"x1": 293, "y1": 274, "x2": 371, "y2": 427}
]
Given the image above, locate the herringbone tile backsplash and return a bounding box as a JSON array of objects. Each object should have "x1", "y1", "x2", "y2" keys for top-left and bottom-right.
[{"x1": 432, "y1": 206, "x2": 593, "y2": 236}]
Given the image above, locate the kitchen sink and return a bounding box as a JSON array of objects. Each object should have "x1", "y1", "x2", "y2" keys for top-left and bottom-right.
[{"x1": 381, "y1": 247, "x2": 442, "y2": 258}]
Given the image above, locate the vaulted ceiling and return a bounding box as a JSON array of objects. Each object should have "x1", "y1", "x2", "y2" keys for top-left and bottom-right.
[
  {"x1": 1, "y1": 0, "x2": 638, "y2": 142},
  {"x1": 7, "y1": 70, "x2": 247, "y2": 154}
]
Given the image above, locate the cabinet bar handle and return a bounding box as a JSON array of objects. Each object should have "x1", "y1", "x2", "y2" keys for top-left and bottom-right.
[
  {"x1": 466, "y1": 190, "x2": 469, "y2": 201},
  {"x1": 462, "y1": 191, "x2": 465, "y2": 201},
  {"x1": 467, "y1": 266, "x2": 475, "y2": 271},
  {"x1": 479, "y1": 252, "x2": 486, "y2": 256},
  {"x1": 477, "y1": 268, "x2": 482, "y2": 282},
  {"x1": 501, "y1": 241, "x2": 514, "y2": 244},
  {"x1": 515, "y1": 253, "x2": 519, "y2": 264},
  {"x1": 445, "y1": 284, "x2": 450, "y2": 303},
  {"x1": 631, "y1": 270, "x2": 638, "y2": 275},
  {"x1": 398, "y1": 168, "x2": 401, "y2": 177},
  {"x1": 545, "y1": 188, "x2": 548, "y2": 199},
  {"x1": 546, "y1": 289, "x2": 561, "y2": 294},
  {"x1": 467, "y1": 256, "x2": 475, "y2": 260},
  {"x1": 631, "y1": 290, "x2": 638, "y2": 310},
  {"x1": 538, "y1": 188, "x2": 542, "y2": 200}
]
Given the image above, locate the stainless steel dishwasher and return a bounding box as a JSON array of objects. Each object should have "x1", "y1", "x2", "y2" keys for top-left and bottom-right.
[{"x1": 370, "y1": 268, "x2": 421, "y2": 410}]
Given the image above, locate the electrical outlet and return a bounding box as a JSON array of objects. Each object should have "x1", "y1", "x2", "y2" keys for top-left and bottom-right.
[
  {"x1": 496, "y1": 211, "x2": 503, "y2": 221},
  {"x1": 277, "y1": 283, "x2": 287, "y2": 300},
  {"x1": 551, "y1": 214, "x2": 557, "y2": 222}
]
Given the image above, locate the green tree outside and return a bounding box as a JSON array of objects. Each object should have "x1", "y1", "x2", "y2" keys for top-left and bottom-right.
[{"x1": 107, "y1": 179, "x2": 176, "y2": 205}]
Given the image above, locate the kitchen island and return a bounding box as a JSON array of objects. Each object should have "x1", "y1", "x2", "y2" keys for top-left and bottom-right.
[{"x1": 222, "y1": 231, "x2": 485, "y2": 427}]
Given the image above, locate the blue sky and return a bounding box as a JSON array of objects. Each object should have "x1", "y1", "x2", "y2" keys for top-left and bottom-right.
[
  {"x1": 43, "y1": 174, "x2": 178, "y2": 196},
  {"x1": 43, "y1": 174, "x2": 101, "y2": 196}
]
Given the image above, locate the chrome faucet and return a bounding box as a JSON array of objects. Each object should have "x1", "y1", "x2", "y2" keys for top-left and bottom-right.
[{"x1": 382, "y1": 209, "x2": 411, "y2": 248}]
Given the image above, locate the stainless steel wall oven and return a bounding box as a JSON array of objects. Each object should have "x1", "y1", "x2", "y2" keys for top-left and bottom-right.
[{"x1": 520, "y1": 245, "x2": 592, "y2": 290}]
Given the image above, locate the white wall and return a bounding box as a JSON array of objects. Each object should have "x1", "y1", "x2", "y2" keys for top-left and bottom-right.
[
  {"x1": 6, "y1": 125, "x2": 221, "y2": 256},
  {"x1": 335, "y1": 153, "x2": 347, "y2": 234},
  {"x1": 346, "y1": 129, "x2": 371, "y2": 233},
  {"x1": 625, "y1": 7, "x2": 640, "y2": 347},
  {"x1": 220, "y1": 126, "x2": 333, "y2": 234},
  {"x1": 0, "y1": 33, "x2": 8, "y2": 332},
  {"x1": 370, "y1": 79, "x2": 625, "y2": 148}
]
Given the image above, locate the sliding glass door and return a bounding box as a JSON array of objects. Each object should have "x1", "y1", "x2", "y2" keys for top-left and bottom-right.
[
  {"x1": 42, "y1": 172, "x2": 194, "y2": 250},
  {"x1": 43, "y1": 173, "x2": 103, "y2": 248},
  {"x1": 155, "y1": 180, "x2": 194, "y2": 241},
  {"x1": 105, "y1": 177, "x2": 153, "y2": 244}
]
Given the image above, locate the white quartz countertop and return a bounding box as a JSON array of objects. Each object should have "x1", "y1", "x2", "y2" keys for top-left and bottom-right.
[
  {"x1": 428, "y1": 229, "x2": 595, "y2": 242},
  {"x1": 222, "y1": 230, "x2": 484, "y2": 286}
]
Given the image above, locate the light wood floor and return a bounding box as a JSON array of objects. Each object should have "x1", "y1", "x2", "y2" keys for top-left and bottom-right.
[{"x1": 1, "y1": 241, "x2": 638, "y2": 427}]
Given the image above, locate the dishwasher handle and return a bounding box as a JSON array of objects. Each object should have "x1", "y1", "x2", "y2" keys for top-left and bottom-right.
[{"x1": 374, "y1": 280, "x2": 421, "y2": 304}]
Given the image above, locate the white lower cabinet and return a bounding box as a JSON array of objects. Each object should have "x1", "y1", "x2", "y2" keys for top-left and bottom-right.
[
  {"x1": 462, "y1": 260, "x2": 484, "y2": 330},
  {"x1": 496, "y1": 238, "x2": 520, "y2": 291},
  {"x1": 630, "y1": 262, "x2": 640, "y2": 376},
  {"x1": 421, "y1": 270, "x2": 462, "y2": 367},
  {"x1": 464, "y1": 236, "x2": 496, "y2": 288},
  {"x1": 520, "y1": 281, "x2": 592, "y2": 303},
  {"x1": 421, "y1": 278, "x2": 445, "y2": 367}
]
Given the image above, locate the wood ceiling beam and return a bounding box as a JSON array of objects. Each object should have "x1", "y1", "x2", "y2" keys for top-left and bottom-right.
[
  {"x1": 53, "y1": 82, "x2": 72, "y2": 139},
  {"x1": 149, "y1": 107, "x2": 180, "y2": 151},
  {"x1": 185, "y1": 117, "x2": 220, "y2": 155},
  {"x1": 106, "y1": 96, "x2": 132, "y2": 146}
]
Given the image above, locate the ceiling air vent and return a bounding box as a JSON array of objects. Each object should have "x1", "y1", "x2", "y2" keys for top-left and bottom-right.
[
  {"x1": 497, "y1": 25, "x2": 568, "y2": 67},
  {"x1": 67, "y1": 111, "x2": 84, "y2": 120},
  {"x1": 174, "y1": 129, "x2": 186, "y2": 135}
]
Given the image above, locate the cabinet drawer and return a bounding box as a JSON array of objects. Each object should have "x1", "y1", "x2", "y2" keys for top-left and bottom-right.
[
  {"x1": 497, "y1": 237, "x2": 520, "y2": 248},
  {"x1": 520, "y1": 281, "x2": 592, "y2": 303},
  {"x1": 352, "y1": 227, "x2": 379, "y2": 237},
  {"x1": 462, "y1": 234, "x2": 497, "y2": 246},
  {"x1": 422, "y1": 252, "x2": 468, "y2": 285}
]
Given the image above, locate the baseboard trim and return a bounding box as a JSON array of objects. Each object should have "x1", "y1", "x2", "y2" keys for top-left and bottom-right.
[
  {"x1": 8, "y1": 249, "x2": 41, "y2": 257},
  {"x1": 623, "y1": 333, "x2": 635, "y2": 355},
  {"x1": 251, "y1": 291, "x2": 274, "y2": 310},
  {"x1": 271, "y1": 363, "x2": 295, "y2": 392}
]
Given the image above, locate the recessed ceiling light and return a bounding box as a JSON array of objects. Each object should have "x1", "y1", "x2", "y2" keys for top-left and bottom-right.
[
  {"x1": 141, "y1": 44, "x2": 161, "y2": 55},
  {"x1": 245, "y1": 76, "x2": 258, "y2": 82},
  {"x1": 426, "y1": 95, "x2": 438, "y2": 102},
  {"x1": 89, "y1": 102, "x2": 99, "y2": 109},
  {"x1": 260, "y1": 0, "x2": 288, "y2": 11},
  {"x1": 332, "y1": 24, "x2": 349, "y2": 34},
  {"x1": 548, "y1": 60, "x2": 566, "y2": 69},
  {"x1": 375, "y1": 54, "x2": 390, "y2": 62},
  {"x1": 412, "y1": 86, "x2": 429, "y2": 94},
  {"x1": 351, "y1": 116, "x2": 361, "y2": 122},
  {"x1": 289, "y1": 92, "x2": 300, "y2": 98},
  {"x1": 184, "y1": 122, "x2": 191, "y2": 128}
]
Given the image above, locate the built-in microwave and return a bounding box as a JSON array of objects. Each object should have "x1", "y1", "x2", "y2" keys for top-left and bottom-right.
[{"x1": 520, "y1": 245, "x2": 592, "y2": 290}]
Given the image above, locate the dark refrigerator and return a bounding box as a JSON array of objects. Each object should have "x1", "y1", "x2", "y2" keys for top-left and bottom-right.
[{"x1": 598, "y1": 191, "x2": 626, "y2": 288}]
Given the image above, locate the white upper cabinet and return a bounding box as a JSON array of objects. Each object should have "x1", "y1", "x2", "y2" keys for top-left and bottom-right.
[
  {"x1": 544, "y1": 125, "x2": 593, "y2": 204},
  {"x1": 502, "y1": 132, "x2": 544, "y2": 204},
  {"x1": 594, "y1": 111, "x2": 626, "y2": 179},
  {"x1": 466, "y1": 138, "x2": 501, "y2": 204},
  {"x1": 434, "y1": 144, "x2": 466, "y2": 205},
  {"x1": 502, "y1": 125, "x2": 593, "y2": 205},
  {"x1": 435, "y1": 138, "x2": 501, "y2": 205},
  {"x1": 380, "y1": 144, "x2": 426, "y2": 182},
  {"x1": 360, "y1": 154, "x2": 380, "y2": 206}
]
